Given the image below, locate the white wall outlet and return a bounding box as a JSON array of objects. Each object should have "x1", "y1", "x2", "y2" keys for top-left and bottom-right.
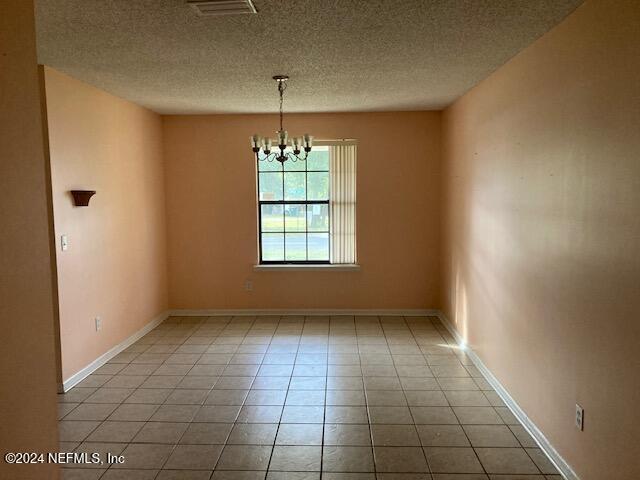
[
  {"x1": 575, "y1": 404, "x2": 584, "y2": 431},
  {"x1": 244, "y1": 280, "x2": 253, "y2": 292},
  {"x1": 95, "y1": 316, "x2": 102, "y2": 332},
  {"x1": 61, "y1": 234, "x2": 69, "y2": 251}
]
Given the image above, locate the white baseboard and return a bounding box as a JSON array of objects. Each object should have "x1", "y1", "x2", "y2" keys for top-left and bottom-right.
[
  {"x1": 436, "y1": 311, "x2": 579, "y2": 480},
  {"x1": 60, "y1": 310, "x2": 170, "y2": 392},
  {"x1": 169, "y1": 308, "x2": 439, "y2": 317}
]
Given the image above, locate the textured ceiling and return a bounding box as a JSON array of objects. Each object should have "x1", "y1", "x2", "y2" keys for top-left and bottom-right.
[{"x1": 35, "y1": 0, "x2": 583, "y2": 114}]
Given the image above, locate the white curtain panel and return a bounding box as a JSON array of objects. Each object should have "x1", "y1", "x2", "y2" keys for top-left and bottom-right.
[{"x1": 329, "y1": 144, "x2": 357, "y2": 264}]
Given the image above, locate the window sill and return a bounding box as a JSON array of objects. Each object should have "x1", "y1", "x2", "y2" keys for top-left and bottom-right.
[{"x1": 253, "y1": 264, "x2": 360, "y2": 272}]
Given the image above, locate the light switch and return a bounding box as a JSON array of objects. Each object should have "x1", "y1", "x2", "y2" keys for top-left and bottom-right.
[{"x1": 61, "y1": 235, "x2": 68, "y2": 251}]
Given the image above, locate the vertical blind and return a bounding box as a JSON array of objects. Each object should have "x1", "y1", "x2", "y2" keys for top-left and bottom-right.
[{"x1": 329, "y1": 143, "x2": 357, "y2": 264}]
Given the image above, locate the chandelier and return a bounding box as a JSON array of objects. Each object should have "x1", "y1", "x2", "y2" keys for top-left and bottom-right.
[{"x1": 250, "y1": 75, "x2": 313, "y2": 163}]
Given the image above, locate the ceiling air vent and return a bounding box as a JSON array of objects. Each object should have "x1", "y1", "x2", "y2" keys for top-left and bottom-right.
[{"x1": 188, "y1": 0, "x2": 257, "y2": 16}]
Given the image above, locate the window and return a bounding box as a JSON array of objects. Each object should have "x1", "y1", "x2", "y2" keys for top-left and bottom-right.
[{"x1": 257, "y1": 142, "x2": 356, "y2": 265}]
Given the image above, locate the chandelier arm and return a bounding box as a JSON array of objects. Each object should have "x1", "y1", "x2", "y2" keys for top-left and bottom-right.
[
  {"x1": 287, "y1": 152, "x2": 307, "y2": 163},
  {"x1": 257, "y1": 151, "x2": 279, "y2": 162}
]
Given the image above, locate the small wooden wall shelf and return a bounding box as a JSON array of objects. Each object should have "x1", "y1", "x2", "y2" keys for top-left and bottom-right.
[{"x1": 70, "y1": 190, "x2": 96, "y2": 207}]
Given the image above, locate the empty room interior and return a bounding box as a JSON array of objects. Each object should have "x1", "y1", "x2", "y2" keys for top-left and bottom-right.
[{"x1": 1, "y1": 0, "x2": 639, "y2": 479}]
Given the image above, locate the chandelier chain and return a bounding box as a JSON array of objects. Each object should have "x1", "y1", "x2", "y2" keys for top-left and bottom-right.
[{"x1": 278, "y1": 80, "x2": 287, "y2": 132}]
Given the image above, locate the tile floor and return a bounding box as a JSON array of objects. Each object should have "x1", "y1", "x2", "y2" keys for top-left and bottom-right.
[{"x1": 58, "y1": 315, "x2": 562, "y2": 480}]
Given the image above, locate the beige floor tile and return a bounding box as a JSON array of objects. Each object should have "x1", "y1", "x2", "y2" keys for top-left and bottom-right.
[
  {"x1": 100, "y1": 469, "x2": 158, "y2": 479},
  {"x1": 205, "y1": 389, "x2": 249, "y2": 405},
  {"x1": 327, "y1": 390, "x2": 366, "y2": 406},
  {"x1": 251, "y1": 377, "x2": 291, "y2": 390},
  {"x1": 404, "y1": 391, "x2": 448, "y2": 407},
  {"x1": 64, "y1": 403, "x2": 119, "y2": 421},
  {"x1": 276, "y1": 423, "x2": 323, "y2": 445},
  {"x1": 328, "y1": 377, "x2": 364, "y2": 390},
  {"x1": 285, "y1": 390, "x2": 326, "y2": 406},
  {"x1": 370, "y1": 425, "x2": 421, "y2": 446},
  {"x1": 364, "y1": 377, "x2": 401, "y2": 390},
  {"x1": 86, "y1": 421, "x2": 144, "y2": 442},
  {"x1": 326, "y1": 406, "x2": 369, "y2": 424},
  {"x1": 453, "y1": 407, "x2": 503, "y2": 425},
  {"x1": 237, "y1": 405, "x2": 283, "y2": 423},
  {"x1": 164, "y1": 444, "x2": 223, "y2": 470},
  {"x1": 400, "y1": 378, "x2": 440, "y2": 391},
  {"x1": 227, "y1": 423, "x2": 278, "y2": 444},
  {"x1": 526, "y1": 448, "x2": 559, "y2": 475},
  {"x1": 444, "y1": 391, "x2": 491, "y2": 407},
  {"x1": 58, "y1": 402, "x2": 80, "y2": 420},
  {"x1": 410, "y1": 407, "x2": 458, "y2": 425},
  {"x1": 509, "y1": 426, "x2": 537, "y2": 448},
  {"x1": 215, "y1": 376, "x2": 255, "y2": 389},
  {"x1": 60, "y1": 469, "x2": 106, "y2": 479},
  {"x1": 216, "y1": 445, "x2": 273, "y2": 470},
  {"x1": 368, "y1": 406, "x2": 414, "y2": 424},
  {"x1": 245, "y1": 389, "x2": 287, "y2": 405},
  {"x1": 373, "y1": 447, "x2": 429, "y2": 473},
  {"x1": 463, "y1": 425, "x2": 520, "y2": 447},
  {"x1": 108, "y1": 403, "x2": 159, "y2": 421},
  {"x1": 431, "y1": 475, "x2": 487, "y2": 479},
  {"x1": 281, "y1": 405, "x2": 324, "y2": 423},
  {"x1": 365, "y1": 391, "x2": 407, "y2": 406},
  {"x1": 156, "y1": 469, "x2": 213, "y2": 479},
  {"x1": 324, "y1": 424, "x2": 372, "y2": 446},
  {"x1": 125, "y1": 388, "x2": 172, "y2": 404},
  {"x1": 180, "y1": 422, "x2": 233, "y2": 444},
  {"x1": 325, "y1": 474, "x2": 375, "y2": 480},
  {"x1": 474, "y1": 448, "x2": 539, "y2": 474},
  {"x1": 416, "y1": 425, "x2": 470, "y2": 447},
  {"x1": 376, "y1": 474, "x2": 432, "y2": 480},
  {"x1": 58, "y1": 421, "x2": 101, "y2": 442},
  {"x1": 104, "y1": 375, "x2": 148, "y2": 389},
  {"x1": 177, "y1": 376, "x2": 218, "y2": 389},
  {"x1": 112, "y1": 443, "x2": 174, "y2": 469},
  {"x1": 494, "y1": 407, "x2": 519, "y2": 425},
  {"x1": 152, "y1": 404, "x2": 200, "y2": 422},
  {"x1": 57, "y1": 317, "x2": 556, "y2": 480},
  {"x1": 133, "y1": 421, "x2": 189, "y2": 443},
  {"x1": 323, "y1": 446, "x2": 375, "y2": 472},
  {"x1": 76, "y1": 375, "x2": 112, "y2": 388},
  {"x1": 424, "y1": 447, "x2": 484, "y2": 474},
  {"x1": 217, "y1": 472, "x2": 267, "y2": 480},
  {"x1": 270, "y1": 445, "x2": 322, "y2": 471},
  {"x1": 141, "y1": 376, "x2": 184, "y2": 389},
  {"x1": 84, "y1": 388, "x2": 134, "y2": 404},
  {"x1": 436, "y1": 379, "x2": 479, "y2": 391}
]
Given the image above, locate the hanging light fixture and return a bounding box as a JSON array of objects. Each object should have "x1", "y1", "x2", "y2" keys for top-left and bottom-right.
[{"x1": 251, "y1": 75, "x2": 313, "y2": 163}]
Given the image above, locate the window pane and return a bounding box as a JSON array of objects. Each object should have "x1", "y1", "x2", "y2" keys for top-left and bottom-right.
[
  {"x1": 307, "y1": 172, "x2": 329, "y2": 200},
  {"x1": 284, "y1": 204, "x2": 306, "y2": 232},
  {"x1": 259, "y1": 172, "x2": 283, "y2": 201},
  {"x1": 285, "y1": 233, "x2": 306, "y2": 261},
  {"x1": 261, "y1": 204, "x2": 284, "y2": 232},
  {"x1": 307, "y1": 204, "x2": 329, "y2": 232},
  {"x1": 308, "y1": 233, "x2": 329, "y2": 261},
  {"x1": 262, "y1": 233, "x2": 284, "y2": 261},
  {"x1": 284, "y1": 172, "x2": 305, "y2": 200},
  {"x1": 283, "y1": 155, "x2": 305, "y2": 171},
  {"x1": 306, "y1": 147, "x2": 329, "y2": 171},
  {"x1": 258, "y1": 158, "x2": 283, "y2": 172}
]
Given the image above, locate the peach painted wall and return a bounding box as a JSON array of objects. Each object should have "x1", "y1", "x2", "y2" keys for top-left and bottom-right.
[
  {"x1": 0, "y1": 2, "x2": 60, "y2": 478},
  {"x1": 441, "y1": 0, "x2": 640, "y2": 478},
  {"x1": 44, "y1": 67, "x2": 169, "y2": 382},
  {"x1": 163, "y1": 112, "x2": 441, "y2": 309}
]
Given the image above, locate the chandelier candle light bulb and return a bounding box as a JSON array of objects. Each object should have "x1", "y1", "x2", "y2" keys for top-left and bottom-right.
[{"x1": 251, "y1": 75, "x2": 313, "y2": 163}]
